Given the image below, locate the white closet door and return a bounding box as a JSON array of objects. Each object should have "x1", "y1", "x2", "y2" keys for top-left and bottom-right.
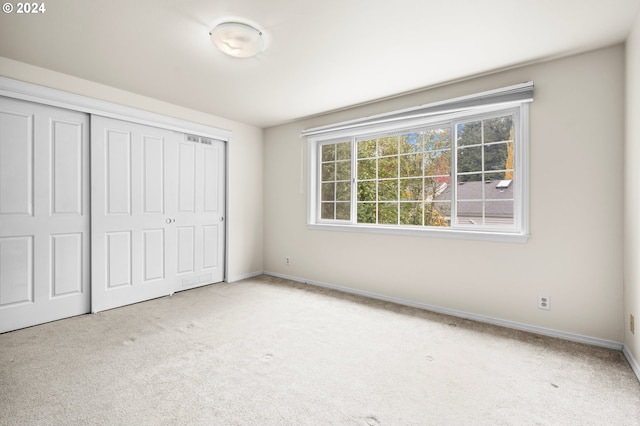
[
  {"x1": 0, "y1": 97, "x2": 90, "y2": 333},
  {"x1": 175, "y1": 136, "x2": 226, "y2": 290},
  {"x1": 91, "y1": 116, "x2": 225, "y2": 312},
  {"x1": 91, "y1": 116, "x2": 178, "y2": 312}
]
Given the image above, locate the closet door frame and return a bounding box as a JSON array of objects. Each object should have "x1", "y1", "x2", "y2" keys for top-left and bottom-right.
[{"x1": 0, "y1": 76, "x2": 231, "y2": 305}]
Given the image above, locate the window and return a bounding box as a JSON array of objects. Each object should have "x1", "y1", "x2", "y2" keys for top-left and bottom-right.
[
  {"x1": 305, "y1": 83, "x2": 531, "y2": 242},
  {"x1": 320, "y1": 140, "x2": 352, "y2": 221}
]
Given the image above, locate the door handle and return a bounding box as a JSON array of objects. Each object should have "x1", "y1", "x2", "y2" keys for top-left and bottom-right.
[{"x1": 165, "y1": 218, "x2": 176, "y2": 224}]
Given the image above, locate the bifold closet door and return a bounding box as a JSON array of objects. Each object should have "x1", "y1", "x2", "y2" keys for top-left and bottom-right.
[
  {"x1": 0, "y1": 97, "x2": 90, "y2": 333},
  {"x1": 91, "y1": 116, "x2": 226, "y2": 312}
]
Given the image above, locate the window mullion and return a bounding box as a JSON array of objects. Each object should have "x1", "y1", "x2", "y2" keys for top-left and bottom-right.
[
  {"x1": 375, "y1": 139, "x2": 379, "y2": 224},
  {"x1": 481, "y1": 120, "x2": 486, "y2": 226},
  {"x1": 317, "y1": 144, "x2": 323, "y2": 222},
  {"x1": 451, "y1": 122, "x2": 458, "y2": 228},
  {"x1": 396, "y1": 135, "x2": 400, "y2": 226},
  {"x1": 351, "y1": 137, "x2": 357, "y2": 224}
]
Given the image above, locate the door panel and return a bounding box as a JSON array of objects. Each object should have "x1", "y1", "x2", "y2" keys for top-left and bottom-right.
[
  {"x1": 0, "y1": 236, "x2": 33, "y2": 305},
  {"x1": 105, "y1": 129, "x2": 131, "y2": 215},
  {"x1": 177, "y1": 226, "x2": 195, "y2": 275},
  {"x1": 203, "y1": 147, "x2": 219, "y2": 212},
  {"x1": 0, "y1": 110, "x2": 32, "y2": 215},
  {"x1": 0, "y1": 97, "x2": 90, "y2": 333},
  {"x1": 51, "y1": 233, "x2": 83, "y2": 296},
  {"x1": 52, "y1": 120, "x2": 83, "y2": 215},
  {"x1": 143, "y1": 136, "x2": 164, "y2": 214},
  {"x1": 105, "y1": 231, "x2": 132, "y2": 289},
  {"x1": 178, "y1": 142, "x2": 195, "y2": 212},
  {"x1": 142, "y1": 229, "x2": 165, "y2": 282},
  {"x1": 203, "y1": 225, "x2": 219, "y2": 269}
]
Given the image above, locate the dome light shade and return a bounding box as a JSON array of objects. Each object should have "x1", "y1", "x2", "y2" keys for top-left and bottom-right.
[{"x1": 210, "y1": 22, "x2": 264, "y2": 58}]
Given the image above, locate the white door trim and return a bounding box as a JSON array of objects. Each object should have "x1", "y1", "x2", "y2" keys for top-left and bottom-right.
[{"x1": 0, "y1": 76, "x2": 232, "y2": 140}]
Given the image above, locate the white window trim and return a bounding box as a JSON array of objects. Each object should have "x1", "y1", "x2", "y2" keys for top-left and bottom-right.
[{"x1": 307, "y1": 102, "x2": 530, "y2": 243}]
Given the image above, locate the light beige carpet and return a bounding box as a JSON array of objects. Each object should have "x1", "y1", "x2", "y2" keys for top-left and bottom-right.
[{"x1": 1, "y1": 275, "x2": 639, "y2": 425}]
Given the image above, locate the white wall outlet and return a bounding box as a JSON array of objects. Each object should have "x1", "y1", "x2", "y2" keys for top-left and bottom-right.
[
  {"x1": 285, "y1": 256, "x2": 291, "y2": 266},
  {"x1": 538, "y1": 295, "x2": 551, "y2": 310}
]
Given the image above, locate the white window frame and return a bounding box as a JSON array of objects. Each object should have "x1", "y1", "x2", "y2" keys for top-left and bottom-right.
[{"x1": 307, "y1": 102, "x2": 530, "y2": 243}]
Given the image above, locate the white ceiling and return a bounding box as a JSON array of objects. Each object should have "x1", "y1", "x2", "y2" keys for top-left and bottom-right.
[{"x1": 1, "y1": 0, "x2": 639, "y2": 128}]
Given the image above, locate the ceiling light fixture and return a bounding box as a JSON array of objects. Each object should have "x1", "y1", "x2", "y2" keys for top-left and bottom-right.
[{"x1": 210, "y1": 22, "x2": 264, "y2": 58}]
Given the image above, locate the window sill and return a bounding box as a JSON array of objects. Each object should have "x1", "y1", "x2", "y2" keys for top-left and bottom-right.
[{"x1": 307, "y1": 222, "x2": 529, "y2": 243}]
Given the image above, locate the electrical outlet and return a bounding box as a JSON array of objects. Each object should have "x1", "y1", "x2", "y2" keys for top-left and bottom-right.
[
  {"x1": 631, "y1": 314, "x2": 635, "y2": 334},
  {"x1": 285, "y1": 256, "x2": 291, "y2": 266},
  {"x1": 538, "y1": 295, "x2": 551, "y2": 310}
]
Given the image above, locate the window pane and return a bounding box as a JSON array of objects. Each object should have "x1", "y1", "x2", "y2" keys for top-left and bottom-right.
[
  {"x1": 378, "y1": 136, "x2": 398, "y2": 156},
  {"x1": 400, "y1": 132, "x2": 423, "y2": 153},
  {"x1": 456, "y1": 201, "x2": 483, "y2": 225},
  {"x1": 336, "y1": 182, "x2": 351, "y2": 201},
  {"x1": 358, "y1": 181, "x2": 376, "y2": 202},
  {"x1": 484, "y1": 143, "x2": 508, "y2": 171},
  {"x1": 484, "y1": 116, "x2": 513, "y2": 143},
  {"x1": 400, "y1": 154, "x2": 423, "y2": 177},
  {"x1": 456, "y1": 179, "x2": 482, "y2": 201},
  {"x1": 358, "y1": 139, "x2": 376, "y2": 158},
  {"x1": 400, "y1": 202, "x2": 422, "y2": 226},
  {"x1": 400, "y1": 178, "x2": 422, "y2": 201},
  {"x1": 425, "y1": 128, "x2": 452, "y2": 151},
  {"x1": 424, "y1": 150, "x2": 451, "y2": 177},
  {"x1": 319, "y1": 140, "x2": 352, "y2": 222},
  {"x1": 358, "y1": 159, "x2": 376, "y2": 179},
  {"x1": 378, "y1": 156, "x2": 398, "y2": 179},
  {"x1": 321, "y1": 144, "x2": 335, "y2": 161},
  {"x1": 321, "y1": 183, "x2": 335, "y2": 201},
  {"x1": 336, "y1": 142, "x2": 351, "y2": 160},
  {"x1": 357, "y1": 202, "x2": 376, "y2": 223},
  {"x1": 379, "y1": 202, "x2": 398, "y2": 224},
  {"x1": 336, "y1": 202, "x2": 351, "y2": 220},
  {"x1": 379, "y1": 180, "x2": 398, "y2": 201},
  {"x1": 457, "y1": 146, "x2": 482, "y2": 174},
  {"x1": 425, "y1": 177, "x2": 449, "y2": 200},
  {"x1": 457, "y1": 121, "x2": 481, "y2": 146},
  {"x1": 321, "y1": 163, "x2": 335, "y2": 181},
  {"x1": 336, "y1": 161, "x2": 351, "y2": 181},
  {"x1": 425, "y1": 202, "x2": 450, "y2": 227},
  {"x1": 321, "y1": 202, "x2": 334, "y2": 219},
  {"x1": 453, "y1": 114, "x2": 517, "y2": 229},
  {"x1": 485, "y1": 200, "x2": 514, "y2": 225}
]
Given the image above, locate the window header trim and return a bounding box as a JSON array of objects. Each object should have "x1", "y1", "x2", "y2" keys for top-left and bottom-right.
[{"x1": 301, "y1": 82, "x2": 533, "y2": 138}]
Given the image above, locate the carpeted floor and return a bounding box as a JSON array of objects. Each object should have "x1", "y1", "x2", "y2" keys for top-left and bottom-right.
[{"x1": 1, "y1": 275, "x2": 639, "y2": 425}]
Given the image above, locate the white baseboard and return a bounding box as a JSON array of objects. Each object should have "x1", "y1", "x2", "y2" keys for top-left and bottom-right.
[
  {"x1": 263, "y1": 271, "x2": 624, "y2": 352},
  {"x1": 227, "y1": 271, "x2": 263, "y2": 283},
  {"x1": 623, "y1": 345, "x2": 640, "y2": 383}
]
